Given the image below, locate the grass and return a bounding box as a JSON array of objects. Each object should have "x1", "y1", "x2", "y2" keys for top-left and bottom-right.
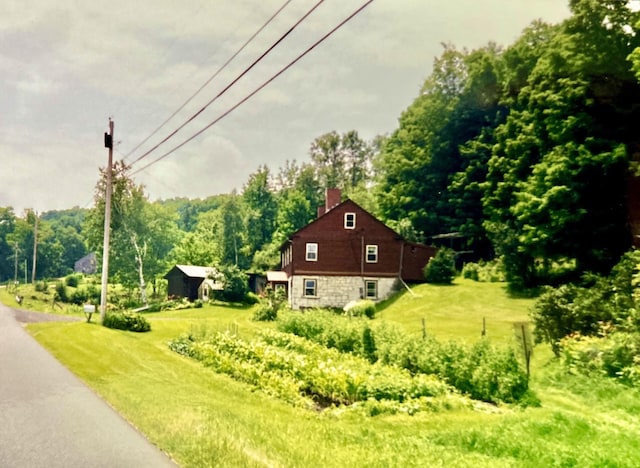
[{"x1": 10, "y1": 279, "x2": 640, "y2": 467}]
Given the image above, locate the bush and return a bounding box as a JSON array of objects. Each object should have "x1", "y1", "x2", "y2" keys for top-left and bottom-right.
[
  {"x1": 253, "y1": 303, "x2": 278, "y2": 321},
  {"x1": 65, "y1": 273, "x2": 82, "y2": 288},
  {"x1": 561, "y1": 331, "x2": 640, "y2": 385},
  {"x1": 424, "y1": 248, "x2": 456, "y2": 284},
  {"x1": 35, "y1": 280, "x2": 48, "y2": 293},
  {"x1": 215, "y1": 265, "x2": 249, "y2": 303},
  {"x1": 462, "y1": 259, "x2": 506, "y2": 282},
  {"x1": 102, "y1": 312, "x2": 151, "y2": 332},
  {"x1": 54, "y1": 281, "x2": 69, "y2": 303},
  {"x1": 344, "y1": 300, "x2": 376, "y2": 319}
]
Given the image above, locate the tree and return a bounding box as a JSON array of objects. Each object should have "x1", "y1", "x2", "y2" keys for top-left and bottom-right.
[
  {"x1": 484, "y1": 0, "x2": 640, "y2": 287},
  {"x1": 309, "y1": 131, "x2": 374, "y2": 192},
  {"x1": 85, "y1": 161, "x2": 178, "y2": 304},
  {"x1": 0, "y1": 207, "x2": 16, "y2": 282},
  {"x1": 242, "y1": 166, "x2": 277, "y2": 261}
]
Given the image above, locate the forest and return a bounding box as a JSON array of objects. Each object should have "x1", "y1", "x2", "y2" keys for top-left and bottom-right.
[{"x1": 1, "y1": 0, "x2": 640, "y2": 296}]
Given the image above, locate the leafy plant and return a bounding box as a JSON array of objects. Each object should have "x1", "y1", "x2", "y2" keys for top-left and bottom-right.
[
  {"x1": 344, "y1": 300, "x2": 376, "y2": 319},
  {"x1": 103, "y1": 312, "x2": 151, "y2": 332},
  {"x1": 424, "y1": 248, "x2": 456, "y2": 284}
]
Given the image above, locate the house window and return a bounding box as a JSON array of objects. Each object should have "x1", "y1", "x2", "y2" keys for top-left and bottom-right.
[
  {"x1": 344, "y1": 212, "x2": 356, "y2": 229},
  {"x1": 304, "y1": 278, "x2": 317, "y2": 297},
  {"x1": 366, "y1": 245, "x2": 378, "y2": 263},
  {"x1": 306, "y1": 243, "x2": 318, "y2": 261},
  {"x1": 365, "y1": 280, "x2": 377, "y2": 299}
]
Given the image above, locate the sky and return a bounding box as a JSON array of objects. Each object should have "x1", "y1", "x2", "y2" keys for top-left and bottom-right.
[{"x1": 0, "y1": 0, "x2": 571, "y2": 214}]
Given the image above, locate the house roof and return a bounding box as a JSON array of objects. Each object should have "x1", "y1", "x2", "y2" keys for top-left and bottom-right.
[
  {"x1": 284, "y1": 198, "x2": 402, "y2": 245},
  {"x1": 165, "y1": 264, "x2": 216, "y2": 279},
  {"x1": 266, "y1": 271, "x2": 288, "y2": 282}
]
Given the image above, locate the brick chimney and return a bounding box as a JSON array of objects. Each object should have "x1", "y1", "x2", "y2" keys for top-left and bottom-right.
[{"x1": 317, "y1": 188, "x2": 341, "y2": 218}]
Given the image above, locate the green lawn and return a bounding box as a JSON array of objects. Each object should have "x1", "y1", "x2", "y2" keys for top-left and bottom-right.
[{"x1": 12, "y1": 280, "x2": 640, "y2": 467}]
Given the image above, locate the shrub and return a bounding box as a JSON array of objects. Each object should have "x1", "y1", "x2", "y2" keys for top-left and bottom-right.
[
  {"x1": 54, "y1": 281, "x2": 69, "y2": 303},
  {"x1": 462, "y1": 259, "x2": 506, "y2": 282},
  {"x1": 215, "y1": 265, "x2": 249, "y2": 303},
  {"x1": 531, "y1": 283, "x2": 618, "y2": 356},
  {"x1": 344, "y1": 300, "x2": 376, "y2": 319},
  {"x1": 65, "y1": 273, "x2": 82, "y2": 288},
  {"x1": 462, "y1": 263, "x2": 480, "y2": 281},
  {"x1": 35, "y1": 280, "x2": 48, "y2": 293},
  {"x1": 102, "y1": 312, "x2": 151, "y2": 332},
  {"x1": 560, "y1": 331, "x2": 640, "y2": 385},
  {"x1": 424, "y1": 248, "x2": 456, "y2": 284},
  {"x1": 253, "y1": 303, "x2": 278, "y2": 321}
]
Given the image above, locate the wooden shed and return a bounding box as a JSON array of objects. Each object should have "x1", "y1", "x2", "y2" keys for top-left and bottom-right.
[{"x1": 164, "y1": 265, "x2": 221, "y2": 301}]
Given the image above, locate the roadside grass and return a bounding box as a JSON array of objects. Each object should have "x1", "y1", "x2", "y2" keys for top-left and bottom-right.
[{"x1": 17, "y1": 279, "x2": 640, "y2": 467}]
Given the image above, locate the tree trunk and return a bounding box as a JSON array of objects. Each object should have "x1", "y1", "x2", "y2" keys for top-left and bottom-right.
[{"x1": 132, "y1": 235, "x2": 148, "y2": 306}]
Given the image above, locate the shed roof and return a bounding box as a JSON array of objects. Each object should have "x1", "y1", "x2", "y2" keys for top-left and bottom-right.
[
  {"x1": 166, "y1": 264, "x2": 216, "y2": 279},
  {"x1": 266, "y1": 271, "x2": 288, "y2": 282}
]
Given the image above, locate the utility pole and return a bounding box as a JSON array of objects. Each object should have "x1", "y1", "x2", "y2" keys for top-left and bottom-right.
[
  {"x1": 100, "y1": 118, "x2": 114, "y2": 322},
  {"x1": 31, "y1": 211, "x2": 38, "y2": 283},
  {"x1": 13, "y1": 242, "x2": 19, "y2": 285}
]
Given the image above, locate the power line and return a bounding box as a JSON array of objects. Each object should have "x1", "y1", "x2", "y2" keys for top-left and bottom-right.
[
  {"x1": 129, "y1": 0, "x2": 325, "y2": 168},
  {"x1": 132, "y1": 0, "x2": 374, "y2": 177},
  {"x1": 123, "y1": 0, "x2": 294, "y2": 161}
]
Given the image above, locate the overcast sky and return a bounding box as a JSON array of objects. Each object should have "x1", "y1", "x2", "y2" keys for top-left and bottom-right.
[{"x1": 0, "y1": 0, "x2": 571, "y2": 214}]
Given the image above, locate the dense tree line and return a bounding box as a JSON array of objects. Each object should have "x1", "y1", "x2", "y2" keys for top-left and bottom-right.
[{"x1": 1, "y1": 0, "x2": 639, "y2": 294}]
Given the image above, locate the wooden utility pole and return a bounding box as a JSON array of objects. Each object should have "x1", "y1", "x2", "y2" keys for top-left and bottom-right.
[
  {"x1": 13, "y1": 242, "x2": 19, "y2": 285},
  {"x1": 31, "y1": 211, "x2": 38, "y2": 283},
  {"x1": 100, "y1": 118, "x2": 114, "y2": 322}
]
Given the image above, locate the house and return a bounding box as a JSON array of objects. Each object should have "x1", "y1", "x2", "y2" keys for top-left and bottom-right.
[
  {"x1": 271, "y1": 189, "x2": 437, "y2": 309},
  {"x1": 164, "y1": 265, "x2": 222, "y2": 301},
  {"x1": 74, "y1": 252, "x2": 97, "y2": 274}
]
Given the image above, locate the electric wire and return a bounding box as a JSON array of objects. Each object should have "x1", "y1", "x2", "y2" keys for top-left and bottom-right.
[
  {"x1": 123, "y1": 0, "x2": 294, "y2": 161},
  {"x1": 131, "y1": 0, "x2": 374, "y2": 177},
  {"x1": 129, "y1": 0, "x2": 324, "y2": 168}
]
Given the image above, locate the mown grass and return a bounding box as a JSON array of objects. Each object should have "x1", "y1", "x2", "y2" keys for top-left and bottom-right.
[{"x1": 15, "y1": 279, "x2": 640, "y2": 467}]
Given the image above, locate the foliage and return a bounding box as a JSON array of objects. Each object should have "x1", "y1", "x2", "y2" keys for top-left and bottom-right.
[
  {"x1": 169, "y1": 329, "x2": 452, "y2": 412},
  {"x1": 54, "y1": 281, "x2": 69, "y2": 303},
  {"x1": 424, "y1": 248, "x2": 456, "y2": 284},
  {"x1": 531, "y1": 250, "x2": 640, "y2": 356},
  {"x1": 253, "y1": 286, "x2": 287, "y2": 321},
  {"x1": 214, "y1": 264, "x2": 249, "y2": 303},
  {"x1": 65, "y1": 273, "x2": 81, "y2": 288},
  {"x1": 277, "y1": 310, "x2": 529, "y2": 404},
  {"x1": 34, "y1": 280, "x2": 48, "y2": 293},
  {"x1": 344, "y1": 300, "x2": 376, "y2": 319},
  {"x1": 461, "y1": 258, "x2": 505, "y2": 282},
  {"x1": 102, "y1": 311, "x2": 151, "y2": 332},
  {"x1": 560, "y1": 331, "x2": 640, "y2": 386}
]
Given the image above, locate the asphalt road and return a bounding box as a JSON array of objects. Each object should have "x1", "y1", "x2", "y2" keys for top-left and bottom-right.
[{"x1": 0, "y1": 300, "x2": 176, "y2": 467}]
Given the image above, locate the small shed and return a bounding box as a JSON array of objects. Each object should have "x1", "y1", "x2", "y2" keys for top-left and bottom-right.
[
  {"x1": 164, "y1": 265, "x2": 221, "y2": 301},
  {"x1": 266, "y1": 271, "x2": 288, "y2": 294}
]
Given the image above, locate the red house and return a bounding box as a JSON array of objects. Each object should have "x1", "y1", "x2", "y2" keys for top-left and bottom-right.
[{"x1": 275, "y1": 189, "x2": 436, "y2": 309}]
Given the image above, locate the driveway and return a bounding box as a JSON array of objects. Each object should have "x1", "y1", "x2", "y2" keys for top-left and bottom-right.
[{"x1": 0, "y1": 301, "x2": 176, "y2": 467}]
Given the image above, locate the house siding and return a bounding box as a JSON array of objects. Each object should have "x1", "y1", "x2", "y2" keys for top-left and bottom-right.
[
  {"x1": 281, "y1": 197, "x2": 436, "y2": 309},
  {"x1": 290, "y1": 275, "x2": 399, "y2": 309}
]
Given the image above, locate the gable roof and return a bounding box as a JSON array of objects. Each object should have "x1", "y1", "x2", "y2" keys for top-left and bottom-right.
[
  {"x1": 286, "y1": 198, "x2": 402, "y2": 242},
  {"x1": 165, "y1": 264, "x2": 216, "y2": 279}
]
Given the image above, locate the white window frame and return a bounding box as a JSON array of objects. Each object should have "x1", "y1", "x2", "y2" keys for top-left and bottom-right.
[
  {"x1": 365, "y1": 280, "x2": 377, "y2": 299},
  {"x1": 305, "y1": 243, "x2": 318, "y2": 261},
  {"x1": 366, "y1": 244, "x2": 378, "y2": 263},
  {"x1": 344, "y1": 212, "x2": 356, "y2": 229},
  {"x1": 304, "y1": 278, "x2": 317, "y2": 297}
]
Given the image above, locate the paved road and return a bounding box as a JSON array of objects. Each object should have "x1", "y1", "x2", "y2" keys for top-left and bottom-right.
[{"x1": 0, "y1": 300, "x2": 177, "y2": 467}]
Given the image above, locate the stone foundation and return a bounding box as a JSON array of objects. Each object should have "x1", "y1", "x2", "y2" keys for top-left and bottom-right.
[{"x1": 289, "y1": 275, "x2": 399, "y2": 310}]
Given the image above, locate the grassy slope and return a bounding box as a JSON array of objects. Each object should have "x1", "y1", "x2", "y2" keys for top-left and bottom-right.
[{"x1": 16, "y1": 280, "x2": 640, "y2": 467}]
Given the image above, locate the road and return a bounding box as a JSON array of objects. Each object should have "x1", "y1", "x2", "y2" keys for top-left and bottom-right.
[{"x1": 0, "y1": 300, "x2": 177, "y2": 467}]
